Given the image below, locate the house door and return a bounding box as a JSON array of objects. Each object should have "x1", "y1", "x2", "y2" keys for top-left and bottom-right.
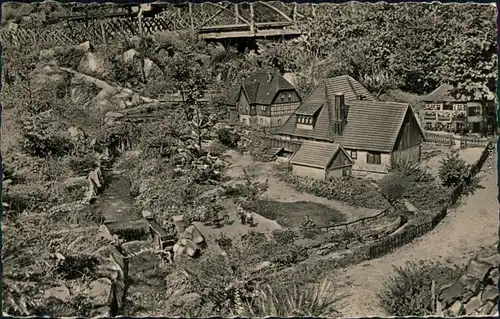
[{"x1": 472, "y1": 122, "x2": 481, "y2": 134}]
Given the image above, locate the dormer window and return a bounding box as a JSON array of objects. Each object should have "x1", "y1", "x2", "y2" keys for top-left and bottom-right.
[
  {"x1": 288, "y1": 93, "x2": 292, "y2": 100},
  {"x1": 281, "y1": 94, "x2": 285, "y2": 100}
]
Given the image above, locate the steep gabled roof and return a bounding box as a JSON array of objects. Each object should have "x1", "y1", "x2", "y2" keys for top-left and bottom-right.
[
  {"x1": 291, "y1": 141, "x2": 351, "y2": 169},
  {"x1": 279, "y1": 75, "x2": 376, "y2": 141},
  {"x1": 295, "y1": 75, "x2": 376, "y2": 116},
  {"x1": 423, "y1": 83, "x2": 496, "y2": 103},
  {"x1": 278, "y1": 76, "x2": 418, "y2": 153},
  {"x1": 336, "y1": 101, "x2": 411, "y2": 153},
  {"x1": 225, "y1": 71, "x2": 297, "y2": 106}
]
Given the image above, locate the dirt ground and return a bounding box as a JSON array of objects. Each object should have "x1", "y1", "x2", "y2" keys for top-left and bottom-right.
[
  {"x1": 334, "y1": 149, "x2": 498, "y2": 317},
  {"x1": 423, "y1": 146, "x2": 484, "y2": 176}
]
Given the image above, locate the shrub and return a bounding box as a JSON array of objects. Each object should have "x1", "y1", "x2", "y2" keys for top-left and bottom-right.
[
  {"x1": 438, "y1": 150, "x2": 471, "y2": 187},
  {"x1": 378, "y1": 172, "x2": 414, "y2": 203},
  {"x1": 378, "y1": 261, "x2": 462, "y2": 316},
  {"x1": 217, "y1": 127, "x2": 241, "y2": 148},
  {"x1": 273, "y1": 165, "x2": 387, "y2": 209},
  {"x1": 68, "y1": 154, "x2": 99, "y2": 176},
  {"x1": 272, "y1": 229, "x2": 297, "y2": 245},
  {"x1": 242, "y1": 278, "x2": 341, "y2": 317}
]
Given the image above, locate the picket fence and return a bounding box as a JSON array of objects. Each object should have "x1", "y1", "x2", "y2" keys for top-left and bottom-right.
[{"x1": 424, "y1": 131, "x2": 492, "y2": 149}]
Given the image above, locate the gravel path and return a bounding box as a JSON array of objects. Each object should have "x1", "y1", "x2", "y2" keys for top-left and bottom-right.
[{"x1": 335, "y1": 150, "x2": 498, "y2": 317}]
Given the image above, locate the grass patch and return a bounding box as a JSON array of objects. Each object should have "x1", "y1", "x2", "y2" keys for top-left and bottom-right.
[{"x1": 242, "y1": 200, "x2": 346, "y2": 228}]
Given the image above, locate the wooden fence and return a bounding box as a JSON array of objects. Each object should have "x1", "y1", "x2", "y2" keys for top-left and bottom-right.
[
  {"x1": 317, "y1": 207, "x2": 391, "y2": 232},
  {"x1": 367, "y1": 141, "x2": 492, "y2": 259},
  {"x1": 264, "y1": 136, "x2": 302, "y2": 153},
  {"x1": 424, "y1": 132, "x2": 454, "y2": 146},
  {"x1": 424, "y1": 131, "x2": 492, "y2": 149},
  {"x1": 1, "y1": 15, "x2": 174, "y2": 48}
]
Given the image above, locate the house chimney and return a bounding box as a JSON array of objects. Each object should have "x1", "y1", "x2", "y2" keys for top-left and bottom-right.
[{"x1": 333, "y1": 93, "x2": 345, "y2": 135}]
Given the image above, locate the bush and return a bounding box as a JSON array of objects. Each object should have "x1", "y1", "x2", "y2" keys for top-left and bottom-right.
[
  {"x1": 242, "y1": 278, "x2": 341, "y2": 317},
  {"x1": 378, "y1": 261, "x2": 462, "y2": 316},
  {"x1": 438, "y1": 150, "x2": 471, "y2": 187},
  {"x1": 273, "y1": 164, "x2": 387, "y2": 209},
  {"x1": 217, "y1": 127, "x2": 241, "y2": 148},
  {"x1": 272, "y1": 229, "x2": 297, "y2": 245}
]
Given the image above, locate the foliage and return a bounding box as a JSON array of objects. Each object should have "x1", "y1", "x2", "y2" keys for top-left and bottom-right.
[
  {"x1": 242, "y1": 278, "x2": 341, "y2": 317},
  {"x1": 438, "y1": 150, "x2": 472, "y2": 187},
  {"x1": 378, "y1": 172, "x2": 414, "y2": 204},
  {"x1": 272, "y1": 229, "x2": 297, "y2": 246},
  {"x1": 217, "y1": 127, "x2": 241, "y2": 148},
  {"x1": 274, "y1": 163, "x2": 387, "y2": 209},
  {"x1": 255, "y1": 3, "x2": 496, "y2": 95},
  {"x1": 379, "y1": 261, "x2": 462, "y2": 316}
]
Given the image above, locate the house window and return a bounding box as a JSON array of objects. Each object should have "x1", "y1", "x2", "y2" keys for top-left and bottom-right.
[
  {"x1": 281, "y1": 94, "x2": 285, "y2": 100},
  {"x1": 278, "y1": 119, "x2": 282, "y2": 126},
  {"x1": 298, "y1": 117, "x2": 303, "y2": 123},
  {"x1": 288, "y1": 93, "x2": 292, "y2": 100},
  {"x1": 442, "y1": 104, "x2": 453, "y2": 111},
  {"x1": 350, "y1": 150, "x2": 357, "y2": 159},
  {"x1": 468, "y1": 106, "x2": 481, "y2": 117},
  {"x1": 307, "y1": 118, "x2": 311, "y2": 124},
  {"x1": 366, "y1": 151, "x2": 381, "y2": 165},
  {"x1": 260, "y1": 118, "x2": 263, "y2": 124},
  {"x1": 262, "y1": 105, "x2": 267, "y2": 111}
]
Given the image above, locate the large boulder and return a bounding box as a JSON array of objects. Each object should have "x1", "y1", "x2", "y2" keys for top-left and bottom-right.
[
  {"x1": 88, "y1": 278, "x2": 114, "y2": 308},
  {"x1": 440, "y1": 281, "x2": 464, "y2": 307},
  {"x1": 78, "y1": 52, "x2": 107, "y2": 77},
  {"x1": 29, "y1": 60, "x2": 68, "y2": 93},
  {"x1": 43, "y1": 285, "x2": 71, "y2": 303},
  {"x1": 465, "y1": 259, "x2": 493, "y2": 282}
]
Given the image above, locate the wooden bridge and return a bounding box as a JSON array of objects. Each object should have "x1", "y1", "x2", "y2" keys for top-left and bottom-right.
[{"x1": 1, "y1": 2, "x2": 305, "y2": 47}]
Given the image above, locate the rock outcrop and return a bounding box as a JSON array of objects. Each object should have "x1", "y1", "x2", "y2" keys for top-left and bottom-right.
[{"x1": 437, "y1": 254, "x2": 499, "y2": 316}]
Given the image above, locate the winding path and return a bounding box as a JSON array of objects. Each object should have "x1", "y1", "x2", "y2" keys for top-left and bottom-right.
[{"x1": 335, "y1": 151, "x2": 498, "y2": 317}]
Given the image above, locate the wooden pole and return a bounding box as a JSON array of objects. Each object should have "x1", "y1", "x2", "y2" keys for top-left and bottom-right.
[
  {"x1": 100, "y1": 20, "x2": 106, "y2": 43},
  {"x1": 250, "y1": 3, "x2": 255, "y2": 35},
  {"x1": 235, "y1": 4, "x2": 240, "y2": 24},
  {"x1": 138, "y1": 7, "x2": 143, "y2": 36},
  {"x1": 189, "y1": 3, "x2": 194, "y2": 31}
]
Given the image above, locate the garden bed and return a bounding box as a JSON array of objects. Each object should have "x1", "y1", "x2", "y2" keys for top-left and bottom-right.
[{"x1": 242, "y1": 200, "x2": 346, "y2": 228}]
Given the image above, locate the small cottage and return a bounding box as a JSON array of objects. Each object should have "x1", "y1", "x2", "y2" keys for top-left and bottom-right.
[
  {"x1": 290, "y1": 141, "x2": 353, "y2": 180},
  {"x1": 225, "y1": 71, "x2": 302, "y2": 127}
]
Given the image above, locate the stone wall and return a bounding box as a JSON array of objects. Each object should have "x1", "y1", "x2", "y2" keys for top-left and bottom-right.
[
  {"x1": 437, "y1": 254, "x2": 499, "y2": 316},
  {"x1": 88, "y1": 245, "x2": 128, "y2": 317}
]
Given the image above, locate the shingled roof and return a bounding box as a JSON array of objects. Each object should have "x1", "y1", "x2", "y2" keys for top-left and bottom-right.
[
  {"x1": 337, "y1": 101, "x2": 411, "y2": 152},
  {"x1": 291, "y1": 141, "x2": 350, "y2": 169},
  {"x1": 225, "y1": 71, "x2": 296, "y2": 107},
  {"x1": 423, "y1": 83, "x2": 496, "y2": 102},
  {"x1": 278, "y1": 76, "x2": 420, "y2": 153},
  {"x1": 295, "y1": 75, "x2": 376, "y2": 116}
]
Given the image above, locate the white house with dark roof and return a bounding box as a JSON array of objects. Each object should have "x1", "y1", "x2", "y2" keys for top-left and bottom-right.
[
  {"x1": 277, "y1": 75, "x2": 425, "y2": 175},
  {"x1": 225, "y1": 71, "x2": 302, "y2": 127},
  {"x1": 421, "y1": 83, "x2": 496, "y2": 134}
]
